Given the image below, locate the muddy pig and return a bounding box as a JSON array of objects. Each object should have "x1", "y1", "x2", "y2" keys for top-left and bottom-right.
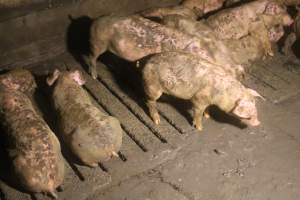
[
  {"x1": 205, "y1": 0, "x2": 293, "y2": 57},
  {"x1": 88, "y1": 14, "x2": 243, "y2": 79},
  {"x1": 161, "y1": 15, "x2": 262, "y2": 70},
  {"x1": 143, "y1": 52, "x2": 264, "y2": 131},
  {"x1": 0, "y1": 69, "x2": 36, "y2": 95},
  {"x1": 0, "y1": 87, "x2": 65, "y2": 198},
  {"x1": 206, "y1": 0, "x2": 293, "y2": 40},
  {"x1": 47, "y1": 69, "x2": 122, "y2": 167},
  {"x1": 223, "y1": 19, "x2": 279, "y2": 65}
]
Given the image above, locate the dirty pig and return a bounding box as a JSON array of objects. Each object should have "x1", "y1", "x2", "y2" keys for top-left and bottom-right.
[
  {"x1": 161, "y1": 15, "x2": 247, "y2": 75},
  {"x1": 206, "y1": 0, "x2": 293, "y2": 40},
  {"x1": 88, "y1": 14, "x2": 242, "y2": 79},
  {"x1": 143, "y1": 52, "x2": 264, "y2": 131},
  {"x1": 162, "y1": 15, "x2": 271, "y2": 65},
  {"x1": 47, "y1": 69, "x2": 123, "y2": 167},
  {"x1": 0, "y1": 87, "x2": 65, "y2": 198}
]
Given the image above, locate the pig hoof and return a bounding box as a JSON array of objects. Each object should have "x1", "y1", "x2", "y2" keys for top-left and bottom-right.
[
  {"x1": 85, "y1": 162, "x2": 98, "y2": 168},
  {"x1": 204, "y1": 112, "x2": 210, "y2": 119},
  {"x1": 48, "y1": 190, "x2": 58, "y2": 199},
  {"x1": 192, "y1": 121, "x2": 203, "y2": 131},
  {"x1": 91, "y1": 73, "x2": 97, "y2": 79},
  {"x1": 154, "y1": 118, "x2": 160, "y2": 125},
  {"x1": 195, "y1": 125, "x2": 203, "y2": 131},
  {"x1": 112, "y1": 151, "x2": 119, "y2": 157},
  {"x1": 151, "y1": 113, "x2": 160, "y2": 125}
]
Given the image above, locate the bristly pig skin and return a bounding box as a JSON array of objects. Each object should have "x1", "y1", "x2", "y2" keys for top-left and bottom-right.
[
  {"x1": 0, "y1": 69, "x2": 37, "y2": 96},
  {"x1": 0, "y1": 87, "x2": 64, "y2": 198},
  {"x1": 143, "y1": 52, "x2": 262, "y2": 131},
  {"x1": 48, "y1": 70, "x2": 122, "y2": 167},
  {"x1": 206, "y1": 0, "x2": 293, "y2": 40},
  {"x1": 88, "y1": 14, "x2": 242, "y2": 79}
]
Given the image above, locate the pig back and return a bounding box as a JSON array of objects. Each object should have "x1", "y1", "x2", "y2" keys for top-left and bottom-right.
[
  {"x1": 150, "y1": 52, "x2": 211, "y2": 99},
  {"x1": 68, "y1": 106, "x2": 122, "y2": 163},
  {"x1": 0, "y1": 88, "x2": 64, "y2": 193},
  {"x1": 206, "y1": 0, "x2": 270, "y2": 39}
]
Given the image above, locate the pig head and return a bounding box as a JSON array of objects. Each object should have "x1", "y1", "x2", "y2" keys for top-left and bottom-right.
[{"x1": 47, "y1": 69, "x2": 86, "y2": 86}]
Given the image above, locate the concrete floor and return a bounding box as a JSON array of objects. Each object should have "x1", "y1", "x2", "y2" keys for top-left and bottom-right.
[
  {"x1": 88, "y1": 53, "x2": 300, "y2": 200},
  {"x1": 0, "y1": 50, "x2": 300, "y2": 200}
]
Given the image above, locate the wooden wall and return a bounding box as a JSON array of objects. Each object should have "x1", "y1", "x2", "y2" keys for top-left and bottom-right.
[{"x1": 0, "y1": 0, "x2": 180, "y2": 69}]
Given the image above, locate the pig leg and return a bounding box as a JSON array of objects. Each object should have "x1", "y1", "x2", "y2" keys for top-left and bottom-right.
[
  {"x1": 204, "y1": 109, "x2": 210, "y2": 119},
  {"x1": 191, "y1": 93, "x2": 209, "y2": 131},
  {"x1": 88, "y1": 42, "x2": 107, "y2": 79},
  {"x1": 192, "y1": 104, "x2": 207, "y2": 131},
  {"x1": 145, "y1": 85, "x2": 162, "y2": 124},
  {"x1": 143, "y1": 67, "x2": 163, "y2": 125},
  {"x1": 147, "y1": 98, "x2": 161, "y2": 125}
]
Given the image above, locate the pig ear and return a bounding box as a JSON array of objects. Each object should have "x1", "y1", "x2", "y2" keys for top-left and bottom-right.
[
  {"x1": 247, "y1": 88, "x2": 266, "y2": 101},
  {"x1": 46, "y1": 69, "x2": 60, "y2": 86},
  {"x1": 70, "y1": 70, "x2": 86, "y2": 86}
]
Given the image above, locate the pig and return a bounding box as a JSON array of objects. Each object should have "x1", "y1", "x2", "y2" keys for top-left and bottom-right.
[
  {"x1": 88, "y1": 14, "x2": 243, "y2": 79},
  {"x1": 223, "y1": 35, "x2": 268, "y2": 67},
  {"x1": 141, "y1": 0, "x2": 226, "y2": 20},
  {"x1": 223, "y1": 18, "x2": 280, "y2": 63},
  {"x1": 0, "y1": 69, "x2": 36, "y2": 96},
  {"x1": 47, "y1": 69, "x2": 122, "y2": 167},
  {"x1": 143, "y1": 52, "x2": 264, "y2": 131},
  {"x1": 161, "y1": 15, "x2": 268, "y2": 68},
  {"x1": 206, "y1": 0, "x2": 293, "y2": 40},
  {"x1": 0, "y1": 87, "x2": 65, "y2": 198}
]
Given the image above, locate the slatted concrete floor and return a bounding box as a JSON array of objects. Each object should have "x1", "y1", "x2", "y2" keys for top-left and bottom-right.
[{"x1": 0, "y1": 51, "x2": 299, "y2": 200}]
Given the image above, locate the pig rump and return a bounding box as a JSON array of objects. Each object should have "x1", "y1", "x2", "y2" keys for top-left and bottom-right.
[{"x1": 0, "y1": 88, "x2": 64, "y2": 198}]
